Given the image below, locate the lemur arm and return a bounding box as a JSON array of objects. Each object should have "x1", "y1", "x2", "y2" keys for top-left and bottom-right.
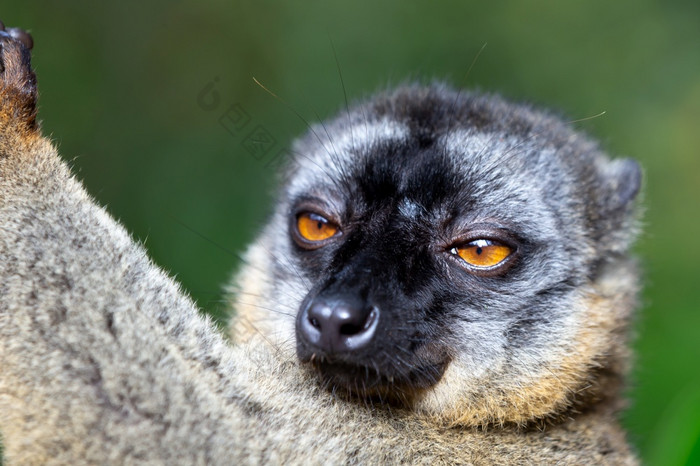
[{"x1": 0, "y1": 31, "x2": 274, "y2": 463}]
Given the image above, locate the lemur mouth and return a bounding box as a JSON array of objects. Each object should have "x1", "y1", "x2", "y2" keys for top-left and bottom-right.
[
  {"x1": 295, "y1": 292, "x2": 451, "y2": 402},
  {"x1": 306, "y1": 357, "x2": 450, "y2": 403}
]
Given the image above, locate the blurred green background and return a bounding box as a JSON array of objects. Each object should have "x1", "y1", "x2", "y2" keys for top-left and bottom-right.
[{"x1": 3, "y1": 1, "x2": 699, "y2": 463}]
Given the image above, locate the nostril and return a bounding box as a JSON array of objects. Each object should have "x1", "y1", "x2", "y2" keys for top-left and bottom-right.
[
  {"x1": 339, "y1": 322, "x2": 360, "y2": 336},
  {"x1": 307, "y1": 301, "x2": 331, "y2": 332},
  {"x1": 339, "y1": 307, "x2": 377, "y2": 336},
  {"x1": 309, "y1": 316, "x2": 321, "y2": 329}
]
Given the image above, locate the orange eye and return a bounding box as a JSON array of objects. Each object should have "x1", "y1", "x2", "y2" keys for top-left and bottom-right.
[
  {"x1": 296, "y1": 212, "x2": 339, "y2": 242},
  {"x1": 455, "y1": 239, "x2": 512, "y2": 268}
]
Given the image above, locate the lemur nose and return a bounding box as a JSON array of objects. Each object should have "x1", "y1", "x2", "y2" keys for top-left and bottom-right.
[{"x1": 299, "y1": 297, "x2": 379, "y2": 353}]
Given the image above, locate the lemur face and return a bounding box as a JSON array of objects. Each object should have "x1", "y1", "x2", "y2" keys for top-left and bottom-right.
[{"x1": 235, "y1": 84, "x2": 640, "y2": 424}]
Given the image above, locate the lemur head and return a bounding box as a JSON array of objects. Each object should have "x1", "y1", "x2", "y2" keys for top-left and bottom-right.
[{"x1": 232, "y1": 84, "x2": 641, "y2": 426}]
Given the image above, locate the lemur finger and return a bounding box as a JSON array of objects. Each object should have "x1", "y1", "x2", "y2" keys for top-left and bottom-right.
[
  {"x1": 6, "y1": 28, "x2": 33, "y2": 51},
  {"x1": 0, "y1": 23, "x2": 39, "y2": 136}
]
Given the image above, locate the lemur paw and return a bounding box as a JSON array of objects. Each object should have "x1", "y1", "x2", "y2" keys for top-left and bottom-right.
[{"x1": 0, "y1": 21, "x2": 38, "y2": 132}]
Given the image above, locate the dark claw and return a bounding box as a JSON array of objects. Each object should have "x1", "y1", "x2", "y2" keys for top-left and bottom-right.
[
  {"x1": 7, "y1": 28, "x2": 33, "y2": 51},
  {"x1": 0, "y1": 20, "x2": 5, "y2": 32}
]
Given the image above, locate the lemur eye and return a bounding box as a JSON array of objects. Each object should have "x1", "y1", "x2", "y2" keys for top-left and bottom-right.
[
  {"x1": 296, "y1": 212, "x2": 339, "y2": 243},
  {"x1": 453, "y1": 239, "x2": 512, "y2": 268}
]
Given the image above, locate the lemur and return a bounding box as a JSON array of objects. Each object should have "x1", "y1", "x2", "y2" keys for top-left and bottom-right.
[{"x1": 0, "y1": 25, "x2": 640, "y2": 464}]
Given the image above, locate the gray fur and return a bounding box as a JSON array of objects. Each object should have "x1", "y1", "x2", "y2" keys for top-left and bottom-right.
[{"x1": 0, "y1": 29, "x2": 640, "y2": 464}]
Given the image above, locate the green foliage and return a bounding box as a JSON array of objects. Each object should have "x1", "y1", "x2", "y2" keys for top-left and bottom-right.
[{"x1": 3, "y1": 1, "x2": 699, "y2": 463}]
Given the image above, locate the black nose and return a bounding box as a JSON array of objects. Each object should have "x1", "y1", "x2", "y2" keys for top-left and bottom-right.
[{"x1": 298, "y1": 296, "x2": 379, "y2": 354}]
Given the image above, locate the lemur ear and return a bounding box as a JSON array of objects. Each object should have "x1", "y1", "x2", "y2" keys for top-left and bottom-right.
[
  {"x1": 594, "y1": 157, "x2": 642, "y2": 252},
  {"x1": 599, "y1": 158, "x2": 642, "y2": 214}
]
